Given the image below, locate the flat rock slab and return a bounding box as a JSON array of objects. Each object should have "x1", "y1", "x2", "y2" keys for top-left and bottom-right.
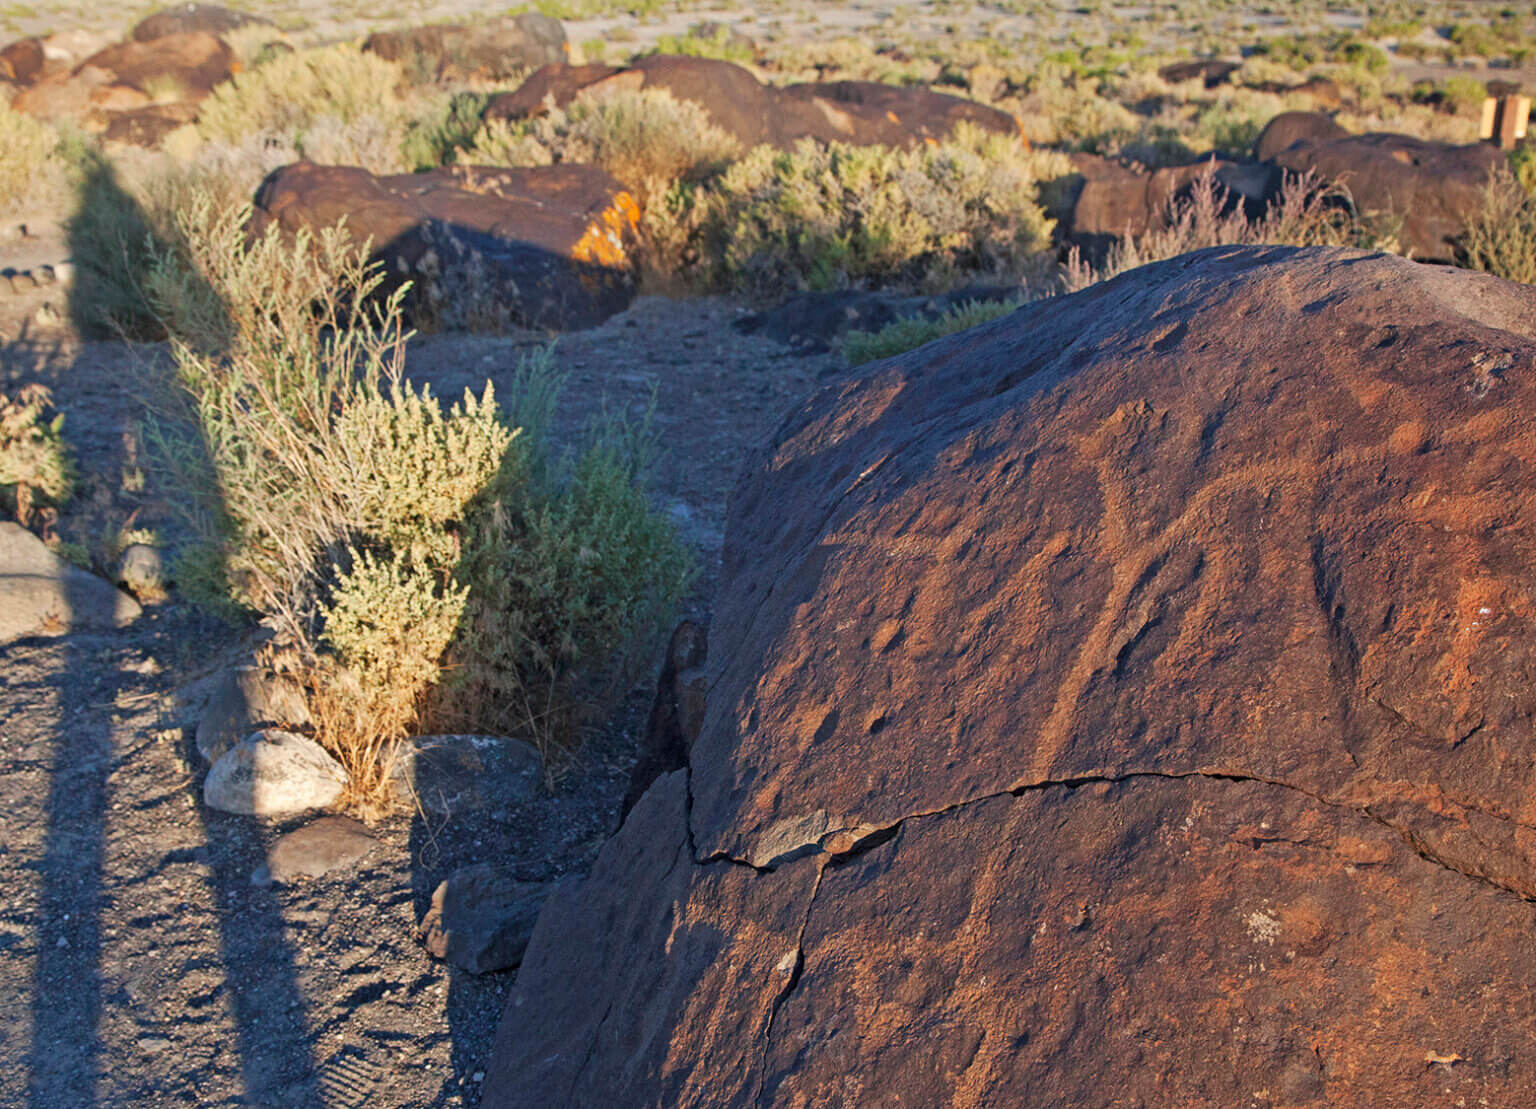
[
  {"x1": 416, "y1": 864, "x2": 551, "y2": 975},
  {"x1": 253, "y1": 816, "x2": 376, "y2": 885},
  {"x1": 395, "y1": 735, "x2": 542, "y2": 818},
  {"x1": 0, "y1": 521, "x2": 140, "y2": 642},
  {"x1": 203, "y1": 729, "x2": 347, "y2": 818}
]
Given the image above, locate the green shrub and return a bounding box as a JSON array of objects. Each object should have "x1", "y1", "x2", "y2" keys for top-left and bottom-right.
[
  {"x1": 402, "y1": 90, "x2": 493, "y2": 170},
  {"x1": 696, "y1": 125, "x2": 1067, "y2": 298},
  {"x1": 651, "y1": 23, "x2": 755, "y2": 64},
  {"x1": 0, "y1": 385, "x2": 74, "y2": 525},
  {"x1": 844, "y1": 297, "x2": 1024, "y2": 364},
  {"x1": 145, "y1": 194, "x2": 689, "y2": 808},
  {"x1": 1511, "y1": 143, "x2": 1536, "y2": 197},
  {"x1": 1460, "y1": 172, "x2": 1536, "y2": 285},
  {"x1": 193, "y1": 44, "x2": 410, "y2": 151},
  {"x1": 1440, "y1": 75, "x2": 1488, "y2": 116}
]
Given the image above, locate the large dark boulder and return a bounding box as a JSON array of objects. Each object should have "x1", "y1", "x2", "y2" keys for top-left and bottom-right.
[
  {"x1": 1258, "y1": 114, "x2": 1506, "y2": 259},
  {"x1": 1063, "y1": 153, "x2": 1277, "y2": 253},
  {"x1": 0, "y1": 36, "x2": 44, "y2": 85},
  {"x1": 1253, "y1": 110, "x2": 1350, "y2": 161},
  {"x1": 485, "y1": 56, "x2": 1023, "y2": 151},
  {"x1": 131, "y1": 4, "x2": 272, "y2": 42},
  {"x1": 485, "y1": 246, "x2": 1536, "y2": 1106},
  {"x1": 251, "y1": 161, "x2": 641, "y2": 331},
  {"x1": 363, "y1": 14, "x2": 566, "y2": 80},
  {"x1": 78, "y1": 30, "x2": 235, "y2": 97}
]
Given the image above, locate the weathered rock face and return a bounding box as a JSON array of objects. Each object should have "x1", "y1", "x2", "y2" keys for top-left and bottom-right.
[
  {"x1": 485, "y1": 246, "x2": 1536, "y2": 1106},
  {"x1": 1063, "y1": 153, "x2": 1275, "y2": 254},
  {"x1": 1253, "y1": 110, "x2": 1351, "y2": 162},
  {"x1": 1262, "y1": 119, "x2": 1506, "y2": 259},
  {"x1": 622, "y1": 619, "x2": 709, "y2": 819},
  {"x1": 250, "y1": 161, "x2": 640, "y2": 331},
  {"x1": 12, "y1": 30, "x2": 232, "y2": 127},
  {"x1": 486, "y1": 55, "x2": 1024, "y2": 151},
  {"x1": 416, "y1": 864, "x2": 551, "y2": 974},
  {"x1": 363, "y1": 13, "x2": 565, "y2": 80},
  {"x1": 131, "y1": 4, "x2": 272, "y2": 42},
  {"x1": 0, "y1": 36, "x2": 45, "y2": 85}
]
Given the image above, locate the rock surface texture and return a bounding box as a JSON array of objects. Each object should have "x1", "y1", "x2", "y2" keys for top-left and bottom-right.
[
  {"x1": 486, "y1": 55, "x2": 1025, "y2": 151},
  {"x1": 363, "y1": 14, "x2": 565, "y2": 79},
  {"x1": 485, "y1": 246, "x2": 1536, "y2": 1107},
  {"x1": 251, "y1": 161, "x2": 641, "y2": 331},
  {"x1": 203, "y1": 729, "x2": 346, "y2": 817}
]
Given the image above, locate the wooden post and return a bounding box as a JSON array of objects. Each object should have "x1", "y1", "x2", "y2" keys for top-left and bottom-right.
[{"x1": 1481, "y1": 95, "x2": 1531, "y2": 150}]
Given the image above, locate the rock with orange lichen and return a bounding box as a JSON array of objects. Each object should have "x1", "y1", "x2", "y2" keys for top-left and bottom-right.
[
  {"x1": 484, "y1": 246, "x2": 1536, "y2": 1107},
  {"x1": 251, "y1": 161, "x2": 640, "y2": 331}
]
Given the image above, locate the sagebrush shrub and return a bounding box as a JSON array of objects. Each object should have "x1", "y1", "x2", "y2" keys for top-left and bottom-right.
[
  {"x1": 697, "y1": 125, "x2": 1069, "y2": 299},
  {"x1": 146, "y1": 195, "x2": 689, "y2": 809},
  {"x1": 194, "y1": 44, "x2": 410, "y2": 152},
  {"x1": 0, "y1": 385, "x2": 74, "y2": 525}
]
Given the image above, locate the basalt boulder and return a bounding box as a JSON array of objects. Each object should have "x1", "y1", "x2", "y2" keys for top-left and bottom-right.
[
  {"x1": 250, "y1": 161, "x2": 640, "y2": 331},
  {"x1": 485, "y1": 246, "x2": 1536, "y2": 1106},
  {"x1": 363, "y1": 13, "x2": 566, "y2": 80},
  {"x1": 1063, "y1": 153, "x2": 1277, "y2": 254},
  {"x1": 12, "y1": 30, "x2": 233, "y2": 125},
  {"x1": 1261, "y1": 116, "x2": 1506, "y2": 259},
  {"x1": 0, "y1": 36, "x2": 44, "y2": 85},
  {"x1": 131, "y1": 4, "x2": 273, "y2": 42},
  {"x1": 485, "y1": 55, "x2": 1024, "y2": 150}
]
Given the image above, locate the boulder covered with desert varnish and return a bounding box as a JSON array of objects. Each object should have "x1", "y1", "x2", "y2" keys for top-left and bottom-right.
[
  {"x1": 485, "y1": 55, "x2": 1025, "y2": 151},
  {"x1": 251, "y1": 161, "x2": 640, "y2": 330},
  {"x1": 485, "y1": 246, "x2": 1536, "y2": 1107}
]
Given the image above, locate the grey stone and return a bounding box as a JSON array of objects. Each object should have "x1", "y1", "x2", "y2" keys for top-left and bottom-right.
[
  {"x1": 0, "y1": 521, "x2": 140, "y2": 642},
  {"x1": 115, "y1": 543, "x2": 166, "y2": 601},
  {"x1": 196, "y1": 664, "x2": 311, "y2": 763},
  {"x1": 252, "y1": 815, "x2": 376, "y2": 885},
  {"x1": 203, "y1": 729, "x2": 346, "y2": 818},
  {"x1": 393, "y1": 735, "x2": 542, "y2": 817},
  {"x1": 416, "y1": 864, "x2": 551, "y2": 974}
]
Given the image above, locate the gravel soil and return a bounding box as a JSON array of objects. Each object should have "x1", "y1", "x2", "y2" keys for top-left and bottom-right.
[{"x1": 0, "y1": 294, "x2": 836, "y2": 1107}]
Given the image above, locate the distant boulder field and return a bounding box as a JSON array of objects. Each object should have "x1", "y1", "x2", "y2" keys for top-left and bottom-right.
[{"x1": 484, "y1": 245, "x2": 1536, "y2": 1106}]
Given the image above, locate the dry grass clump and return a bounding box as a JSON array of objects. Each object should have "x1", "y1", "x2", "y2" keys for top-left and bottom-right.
[
  {"x1": 143, "y1": 196, "x2": 689, "y2": 812},
  {"x1": 1067, "y1": 169, "x2": 1387, "y2": 290},
  {"x1": 0, "y1": 385, "x2": 74, "y2": 526},
  {"x1": 0, "y1": 103, "x2": 66, "y2": 215},
  {"x1": 696, "y1": 125, "x2": 1071, "y2": 299},
  {"x1": 1460, "y1": 171, "x2": 1536, "y2": 286}
]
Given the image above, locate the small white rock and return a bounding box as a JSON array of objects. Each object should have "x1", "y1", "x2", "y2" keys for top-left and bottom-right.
[{"x1": 203, "y1": 729, "x2": 347, "y2": 817}]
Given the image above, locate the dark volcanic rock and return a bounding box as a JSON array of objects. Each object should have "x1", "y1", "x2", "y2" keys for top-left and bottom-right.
[
  {"x1": 251, "y1": 161, "x2": 640, "y2": 331},
  {"x1": 0, "y1": 36, "x2": 44, "y2": 85},
  {"x1": 1256, "y1": 113, "x2": 1505, "y2": 259},
  {"x1": 622, "y1": 619, "x2": 709, "y2": 820},
  {"x1": 1157, "y1": 58, "x2": 1239, "y2": 87},
  {"x1": 79, "y1": 31, "x2": 235, "y2": 98},
  {"x1": 132, "y1": 4, "x2": 272, "y2": 42},
  {"x1": 1253, "y1": 109, "x2": 1350, "y2": 161},
  {"x1": 363, "y1": 14, "x2": 566, "y2": 80},
  {"x1": 485, "y1": 246, "x2": 1536, "y2": 1106},
  {"x1": 1064, "y1": 153, "x2": 1276, "y2": 251},
  {"x1": 485, "y1": 55, "x2": 1023, "y2": 150},
  {"x1": 416, "y1": 864, "x2": 552, "y2": 974},
  {"x1": 736, "y1": 284, "x2": 1022, "y2": 353}
]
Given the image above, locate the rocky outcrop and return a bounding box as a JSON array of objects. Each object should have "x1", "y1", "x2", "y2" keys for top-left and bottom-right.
[
  {"x1": 363, "y1": 13, "x2": 565, "y2": 80},
  {"x1": 485, "y1": 55, "x2": 1025, "y2": 150},
  {"x1": 1259, "y1": 113, "x2": 1506, "y2": 259},
  {"x1": 1157, "y1": 58, "x2": 1238, "y2": 87},
  {"x1": 250, "y1": 161, "x2": 641, "y2": 331},
  {"x1": 485, "y1": 246, "x2": 1536, "y2": 1106},
  {"x1": 0, "y1": 37, "x2": 44, "y2": 85},
  {"x1": 622, "y1": 619, "x2": 709, "y2": 819},
  {"x1": 1063, "y1": 153, "x2": 1275, "y2": 251}
]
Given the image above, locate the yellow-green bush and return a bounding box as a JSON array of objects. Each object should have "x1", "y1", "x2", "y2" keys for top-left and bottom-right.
[
  {"x1": 1461, "y1": 172, "x2": 1536, "y2": 286},
  {"x1": 462, "y1": 86, "x2": 741, "y2": 210},
  {"x1": 696, "y1": 125, "x2": 1068, "y2": 298},
  {"x1": 193, "y1": 43, "x2": 411, "y2": 158},
  {"x1": 0, "y1": 385, "x2": 74, "y2": 525},
  {"x1": 145, "y1": 194, "x2": 690, "y2": 808}
]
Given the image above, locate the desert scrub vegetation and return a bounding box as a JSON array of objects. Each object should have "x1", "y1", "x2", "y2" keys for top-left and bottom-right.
[
  {"x1": 1460, "y1": 171, "x2": 1536, "y2": 286},
  {"x1": 0, "y1": 385, "x2": 73, "y2": 527},
  {"x1": 144, "y1": 196, "x2": 689, "y2": 812},
  {"x1": 191, "y1": 43, "x2": 414, "y2": 172},
  {"x1": 0, "y1": 102, "x2": 66, "y2": 215},
  {"x1": 844, "y1": 297, "x2": 1025, "y2": 365},
  {"x1": 695, "y1": 125, "x2": 1071, "y2": 298}
]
